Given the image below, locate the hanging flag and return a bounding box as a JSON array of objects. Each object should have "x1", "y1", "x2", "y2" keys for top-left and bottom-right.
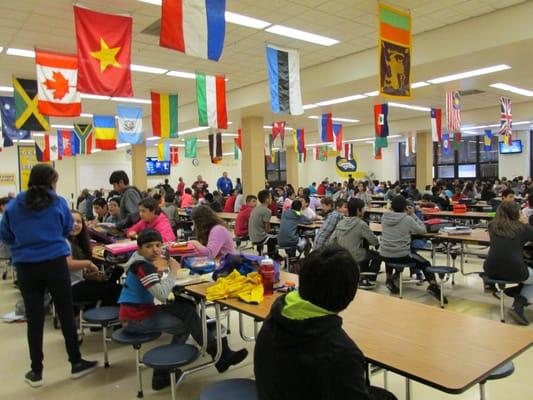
[
  {"x1": 313, "y1": 145, "x2": 319, "y2": 161},
  {"x1": 374, "y1": 104, "x2": 389, "y2": 137},
  {"x1": 343, "y1": 143, "x2": 354, "y2": 159},
  {"x1": 378, "y1": 2, "x2": 411, "y2": 98},
  {"x1": 34, "y1": 142, "x2": 44, "y2": 161},
  {"x1": 74, "y1": 6, "x2": 133, "y2": 97},
  {"x1": 498, "y1": 96, "x2": 512, "y2": 146},
  {"x1": 333, "y1": 123, "x2": 343, "y2": 152},
  {"x1": 43, "y1": 134, "x2": 60, "y2": 161},
  {"x1": 151, "y1": 92, "x2": 178, "y2": 138},
  {"x1": 73, "y1": 123, "x2": 93, "y2": 155},
  {"x1": 265, "y1": 135, "x2": 272, "y2": 163},
  {"x1": 372, "y1": 139, "x2": 383, "y2": 160},
  {"x1": 484, "y1": 130, "x2": 493, "y2": 151},
  {"x1": 442, "y1": 132, "x2": 451, "y2": 154},
  {"x1": 0, "y1": 96, "x2": 30, "y2": 147},
  {"x1": 58, "y1": 130, "x2": 75, "y2": 157},
  {"x1": 185, "y1": 137, "x2": 197, "y2": 158},
  {"x1": 320, "y1": 113, "x2": 333, "y2": 143},
  {"x1": 160, "y1": 0, "x2": 226, "y2": 61},
  {"x1": 170, "y1": 145, "x2": 179, "y2": 165},
  {"x1": 292, "y1": 130, "x2": 298, "y2": 153},
  {"x1": 270, "y1": 134, "x2": 276, "y2": 163},
  {"x1": 35, "y1": 49, "x2": 81, "y2": 117},
  {"x1": 196, "y1": 72, "x2": 227, "y2": 129},
  {"x1": 117, "y1": 104, "x2": 143, "y2": 144},
  {"x1": 13, "y1": 77, "x2": 50, "y2": 131},
  {"x1": 453, "y1": 131, "x2": 462, "y2": 151},
  {"x1": 265, "y1": 44, "x2": 303, "y2": 115},
  {"x1": 272, "y1": 121, "x2": 285, "y2": 145},
  {"x1": 234, "y1": 139, "x2": 241, "y2": 160},
  {"x1": 93, "y1": 115, "x2": 116, "y2": 150},
  {"x1": 404, "y1": 131, "x2": 416, "y2": 157},
  {"x1": 208, "y1": 133, "x2": 222, "y2": 164},
  {"x1": 430, "y1": 108, "x2": 442, "y2": 142},
  {"x1": 298, "y1": 148, "x2": 307, "y2": 163},
  {"x1": 319, "y1": 145, "x2": 328, "y2": 161},
  {"x1": 374, "y1": 136, "x2": 388, "y2": 160},
  {"x1": 446, "y1": 91, "x2": 461, "y2": 132},
  {"x1": 235, "y1": 128, "x2": 242, "y2": 151},
  {"x1": 158, "y1": 141, "x2": 170, "y2": 161},
  {"x1": 296, "y1": 128, "x2": 305, "y2": 154}
]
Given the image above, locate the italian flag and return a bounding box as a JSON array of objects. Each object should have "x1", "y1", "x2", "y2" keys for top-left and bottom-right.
[
  {"x1": 196, "y1": 72, "x2": 227, "y2": 129},
  {"x1": 151, "y1": 91, "x2": 178, "y2": 138}
]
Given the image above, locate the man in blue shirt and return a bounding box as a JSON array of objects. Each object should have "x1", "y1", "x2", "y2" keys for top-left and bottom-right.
[{"x1": 217, "y1": 172, "x2": 233, "y2": 196}]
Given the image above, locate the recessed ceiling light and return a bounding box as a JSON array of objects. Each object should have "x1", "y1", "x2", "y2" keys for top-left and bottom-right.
[
  {"x1": 6, "y1": 48, "x2": 35, "y2": 58},
  {"x1": 111, "y1": 97, "x2": 151, "y2": 104},
  {"x1": 80, "y1": 93, "x2": 111, "y2": 100},
  {"x1": 428, "y1": 64, "x2": 511, "y2": 84},
  {"x1": 489, "y1": 83, "x2": 533, "y2": 97},
  {"x1": 225, "y1": 11, "x2": 271, "y2": 29},
  {"x1": 411, "y1": 81, "x2": 430, "y2": 88},
  {"x1": 80, "y1": 113, "x2": 93, "y2": 118},
  {"x1": 307, "y1": 116, "x2": 359, "y2": 123},
  {"x1": 130, "y1": 64, "x2": 167, "y2": 74},
  {"x1": 302, "y1": 104, "x2": 318, "y2": 110},
  {"x1": 166, "y1": 70, "x2": 196, "y2": 79},
  {"x1": 0, "y1": 86, "x2": 14, "y2": 92},
  {"x1": 315, "y1": 94, "x2": 366, "y2": 107},
  {"x1": 388, "y1": 102, "x2": 431, "y2": 112},
  {"x1": 51, "y1": 124, "x2": 74, "y2": 129},
  {"x1": 364, "y1": 91, "x2": 379, "y2": 97},
  {"x1": 265, "y1": 25, "x2": 339, "y2": 46}
]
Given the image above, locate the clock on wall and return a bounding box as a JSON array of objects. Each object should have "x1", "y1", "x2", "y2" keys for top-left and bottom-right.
[{"x1": 192, "y1": 158, "x2": 199, "y2": 166}]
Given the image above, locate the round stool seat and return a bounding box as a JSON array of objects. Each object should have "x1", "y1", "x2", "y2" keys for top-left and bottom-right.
[
  {"x1": 143, "y1": 344, "x2": 199, "y2": 370},
  {"x1": 426, "y1": 266, "x2": 459, "y2": 274},
  {"x1": 479, "y1": 273, "x2": 521, "y2": 286},
  {"x1": 386, "y1": 262, "x2": 417, "y2": 271},
  {"x1": 111, "y1": 328, "x2": 161, "y2": 345},
  {"x1": 83, "y1": 306, "x2": 119, "y2": 324},
  {"x1": 199, "y1": 379, "x2": 257, "y2": 400},
  {"x1": 483, "y1": 361, "x2": 515, "y2": 382}
]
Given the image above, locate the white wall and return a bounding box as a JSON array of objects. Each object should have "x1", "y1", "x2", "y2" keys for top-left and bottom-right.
[{"x1": 498, "y1": 130, "x2": 530, "y2": 179}]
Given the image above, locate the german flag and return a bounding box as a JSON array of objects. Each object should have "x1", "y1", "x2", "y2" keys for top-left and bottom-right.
[{"x1": 13, "y1": 77, "x2": 50, "y2": 131}]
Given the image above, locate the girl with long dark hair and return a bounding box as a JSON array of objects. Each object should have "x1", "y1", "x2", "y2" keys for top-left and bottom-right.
[{"x1": 0, "y1": 164, "x2": 97, "y2": 387}]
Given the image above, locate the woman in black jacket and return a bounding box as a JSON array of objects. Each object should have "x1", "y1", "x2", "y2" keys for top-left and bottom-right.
[{"x1": 484, "y1": 201, "x2": 533, "y2": 325}]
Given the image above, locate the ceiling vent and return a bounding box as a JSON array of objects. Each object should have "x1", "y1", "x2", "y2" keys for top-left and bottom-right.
[
  {"x1": 142, "y1": 19, "x2": 161, "y2": 36},
  {"x1": 459, "y1": 89, "x2": 485, "y2": 96}
]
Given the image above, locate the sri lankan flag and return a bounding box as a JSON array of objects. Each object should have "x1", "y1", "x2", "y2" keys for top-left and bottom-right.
[
  {"x1": 93, "y1": 115, "x2": 116, "y2": 150},
  {"x1": 151, "y1": 91, "x2": 178, "y2": 138},
  {"x1": 73, "y1": 123, "x2": 93, "y2": 154},
  {"x1": 378, "y1": 2, "x2": 411, "y2": 98},
  {"x1": 13, "y1": 77, "x2": 50, "y2": 131}
]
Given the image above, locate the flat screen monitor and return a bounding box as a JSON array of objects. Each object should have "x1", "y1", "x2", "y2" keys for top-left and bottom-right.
[
  {"x1": 146, "y1": 157, "x2": 170, "y2": 176},
  {"x1": 458, "y1": 164, "x2": 476, "y2": 178},
  {"x1": 499, "y1": 140, "x2": 522, "y2": 154}
]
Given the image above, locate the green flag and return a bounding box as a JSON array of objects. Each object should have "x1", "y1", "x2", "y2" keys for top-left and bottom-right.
[{"x1": 185, "y1": 137, "x2": 197, "y2": 158}]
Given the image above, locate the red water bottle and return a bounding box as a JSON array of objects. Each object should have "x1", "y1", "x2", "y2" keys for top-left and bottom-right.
[{"x1": 260, "y1": 256, "x2": 275, "y2": 295}]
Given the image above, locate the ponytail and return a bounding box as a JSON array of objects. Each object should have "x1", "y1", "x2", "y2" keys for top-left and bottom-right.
[{"x1": 25, "y1": 164, "x2": 58, "y2": 211}]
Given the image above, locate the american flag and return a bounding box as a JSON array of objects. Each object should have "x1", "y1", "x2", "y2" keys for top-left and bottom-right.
[
  {"x1": 498, "y1": 97, "x2": 512, "y2": 142},
  {"x1": 446, "y1": 91, "x2": 461, "y2": 132}
]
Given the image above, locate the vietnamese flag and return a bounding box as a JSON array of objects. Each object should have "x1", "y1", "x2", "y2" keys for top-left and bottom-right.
[{"x1": 74, "y1": 6, "x2": 133, "y2": 97}]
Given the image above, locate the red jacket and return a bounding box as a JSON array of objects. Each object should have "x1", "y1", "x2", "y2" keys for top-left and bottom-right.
[
  {"x1": 317, "y1": 184, "x2": 326, "y2": 196},
  {"x1": 224, "y1": 195, "x2": 237, "y2": 212},
  {"x1": 235, "y1": 205, "x2": 254, "y2": 237}
]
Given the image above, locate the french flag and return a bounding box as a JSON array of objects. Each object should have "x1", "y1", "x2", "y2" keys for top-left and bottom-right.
[{"x1": 160, "y1": 0, "x2": 226, "y2": 61}]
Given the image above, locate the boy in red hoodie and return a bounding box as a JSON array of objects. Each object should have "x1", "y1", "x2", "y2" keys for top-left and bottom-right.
[{"x1": 235, "y1": 195, "x2": 257, "y2": 237}]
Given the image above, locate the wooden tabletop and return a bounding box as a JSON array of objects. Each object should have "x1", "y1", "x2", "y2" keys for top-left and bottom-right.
[{"x1": 366, "y1": 207, "x2": 494, "y2": 220}]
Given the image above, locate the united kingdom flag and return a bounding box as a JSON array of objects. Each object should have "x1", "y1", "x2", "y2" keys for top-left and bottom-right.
[{"x1": 498, "y1": 96, "x2": 512, "y2": 145}]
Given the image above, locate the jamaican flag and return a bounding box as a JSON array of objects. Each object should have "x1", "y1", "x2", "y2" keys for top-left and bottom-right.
[{"x1": 13, "y1": 77, "x2": 50, "y2": 131}]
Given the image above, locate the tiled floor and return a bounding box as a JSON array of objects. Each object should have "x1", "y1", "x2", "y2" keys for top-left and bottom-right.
[{"x1": 0, "y1": 250, "x2": 532, "y2": 400}]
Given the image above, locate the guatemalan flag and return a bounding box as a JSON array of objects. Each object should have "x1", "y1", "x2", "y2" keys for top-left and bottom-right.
[
  {"x1": 160, "y1": 0, "x2": 226, "y2": 61},
  {"x1": 266, "y1": 44, "x2": 303, "y2": 115}
]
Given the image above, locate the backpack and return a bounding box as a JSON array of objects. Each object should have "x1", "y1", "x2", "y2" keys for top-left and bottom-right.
[
  {"x1": 424, "y1": 218, "x2": 453, "y2": 233},
  {"x1": 213, "y1": 253, "x2": 281, "y2": 281}
]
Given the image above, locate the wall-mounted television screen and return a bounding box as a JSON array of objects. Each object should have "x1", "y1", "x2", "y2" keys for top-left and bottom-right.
[
  {"x1": 499, "y1": 140, "x2": 522, "y2": 154},
  {"x1": 146, "y1": 157, "x2": 170, "y2": 176}
]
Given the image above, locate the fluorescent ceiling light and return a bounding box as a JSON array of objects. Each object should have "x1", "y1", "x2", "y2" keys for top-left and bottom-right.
[
  {"x1": 80, "y1": 113, "x2": 93, "y2": 118},
  {"x1": 6, "y1": 48, "x2": 35, "y2": 58},
  {"x1": 136, "y1": 0, "x2": 161, "y2": 4},
  {"x1": 315, "y1": 94, "x2": 366, "y2": 107},
  {"x1": 197, "y1": 139, "x2": 209, "y2": 143},
  {"x1": 308, "y1": 116, "x2": 359, "y2": 123},
  {"x1": 0, "y1": 86, "x2": 14, "y2": 92},
  {"x1": 169, "y1": 144, "x2": 185, "y2": 148},
  {"x1": 306, "y1": 141, "x2": 334, "y2": 147},
  {"x1": 91, "y1": 149, "x2": 102, "y2": 153},
  {"x1": 51, "y1": 124, "x2": 74, "y2": 129},
  {"x1": 265, "y1": 25, "x2": 339, "y2": 46},
  {"x1": 32, "y1": 133, "x2": 45, "y2": 137},
  {"x1": 18, "y1": 139, "x2": 35, "y2": 143},
  {"x1": 262, "y1": 125, "x2": 293, "y2": 130},
  {"x1": 146, "y1": 137, "x2": 160, "y2": 141},
  {"x1": 489, "y1": 83, "x2": 533, "y2": 97},
  {"x1": 116, "y1": 143, "x2": 130, "y2": 148},
  {"x1": 225, "y1": 11, "x2": 270, "y2": 29},
  {"x1": 179, "y1": 126, "x2": 209, "y2": 135},
  {"x1": 80, "y1": 93, "x2": 110, "y2": 100},
  {"x1": 166, "y1": 70, "x2": 196, "y2": 79},
  {"x1": 222, "y1": 152, "x2": 234, "y2": 156},
  {"x1": 130, "y1": 64, "x2": 167, "y2": 74},
  {"x1": 111, "y1": 97, "x2": 151, "y2": 104},
  {"x1": 0, "y1": 46, "x2": 3, "y2": 53},
  {"x1": 411, "y1": 81, "x2": 430, "y2": 88},
  {"x1": 428, "y1": 64, "x2": 511, "y2": 84},
  {"x1": 302, "y1": 104, "x2": 318, "y2": 110},
  {"x1": 388, "y1": 102, "x2": 431, "y2": 112},
  {"x1": 221, "y1": 133, "x2": 238, "y2": 137},
  {"x1": 364, "y1": 91, "x2": 379, "y2": 97}
]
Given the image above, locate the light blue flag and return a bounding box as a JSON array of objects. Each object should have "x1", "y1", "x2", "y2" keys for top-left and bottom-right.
[{"x1": 117, "y1": 104, "x2": 143, "y2": 144}]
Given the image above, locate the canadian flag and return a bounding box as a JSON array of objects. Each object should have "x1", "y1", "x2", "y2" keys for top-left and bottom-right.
[
  {"x1": 43, "y1": 134, "x2": 61, "y2": 161},
  {"x1": 36, "y1": 49, "x2": 81, "y2": 117}
]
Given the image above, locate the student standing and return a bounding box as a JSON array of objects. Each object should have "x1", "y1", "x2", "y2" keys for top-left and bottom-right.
[
  {"x1": 0, "y1": 165, "x2": 97, "y2": 387},
  {"x1": 108, "y1": 170, "x2": 142, "y2": 229},
  {"x1": 216, "y1": 172, "x2": 233, "y2": 196},
  {"x1": 176, "y1": 177, "x2": 185, "y2": 195}
]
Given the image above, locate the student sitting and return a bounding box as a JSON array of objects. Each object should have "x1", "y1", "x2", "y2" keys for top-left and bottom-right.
[
  {"x1": 105, "y1": 197, "x2": 121, "y2": 224},
  {"x1": 161, "y1": 193, "x2": 180, "y2": 230},
  {"x1": 188, "y1": 206, "x2": 238, "y2": 260},
  {"x1": 234, "y1": 195, "x2": 257, "y2": 238},
  {"x1": 328, "y1": 199, "x2": 381, "y2": 287},
  {"x1": 303, "y1": 188, "x2": 321, "y2": 212},
  {"x1": 502, "y1": 188, "x2": 516, "y2": 202},
  {"x1": 181, "y1": 188, "x2": 195, "y2": 208},
  {"x1": 127, "y1": 197, "x2": 176, "y2": 243},
  {"x1": 379, "y1": 196, "x2": 444, "y2": 302},
  {"x1": 254, "y1": 245, "x2": 397, "y2": 400},
  {"x1": 314, "y1": 198, "x2": 347, "y2": 249},
  {"x1": 484, "y1": 201, "x2": 533, "y2": 325},
  {"x1": 223, "y1": 189, "x2": 238, "y2": 213},
  {"x1": 282, "y1": 188, "x2": 296, "y2": 212},
  {"x1": 300, "y1": 196, "x2": 320, "y2": 221},
  {"x1": 68, "y1": 211, "x2": 122, "y2": 308},
  {"x1": 204, "y1": 193, "x2": 223, "y2": 213},
  {"x1": 277, "y1": 200, "x2": 312, "y2": 255},
  {"x1": 318, "y1": 197, "x2": 334, "y2": 219},
  {"x1": 119, "y1": 229, "x2": 248, "y2": 390},
  {"x1": 91, "y1": 198, "x2": 109, "y2": 223},
  {"x1": 431, "y1": 186, "x2": 450, "y2": 210},
  {"x1": 355, "y1": 182, "x2": 373, "y2": 205},
  {"x1": 419, "y1": 193, "x2": 436, "y2": 209},
  {"x1": 249, "y1": 190, "x2": 277, "y2": 256}
]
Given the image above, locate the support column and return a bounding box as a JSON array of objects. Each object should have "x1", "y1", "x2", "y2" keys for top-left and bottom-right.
[
  {"x1": 286, "y1": 146, "x2": 300, "y2": 188},
  {"x1": 131, "y1": 144, "x2": 147, "y2": 192},
  {"x1": 415, "y1": 130, "x2": 433, "y2": 191},
  {"x1": 241, "y1": 116, "x2": 265, "y2": 196}
]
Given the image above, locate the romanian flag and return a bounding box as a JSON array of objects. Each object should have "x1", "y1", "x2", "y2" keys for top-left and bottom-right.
[
  {"x1": 158, "y1": 141, "x2": 170, "y2": 161},
  {"x1": 374, "y1": 103, "x2": 389, "y2": 137},
  {"x1": 93, "y1": 115, "x2": 116, "y2": 150},
  {"x1": 196, "y1": 72, "x2": 227, "y2": 129},
  {"x1": 151, "y1": 92, "x2": 178, "y2": 138},
  {"x1": 320, "y1": 113, "x2": 333, "y2": 143}
]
